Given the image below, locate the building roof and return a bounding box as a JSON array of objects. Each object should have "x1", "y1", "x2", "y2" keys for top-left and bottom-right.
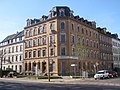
[{"x1": 1, "y1": 30, "x2": 24, "y2": 43}]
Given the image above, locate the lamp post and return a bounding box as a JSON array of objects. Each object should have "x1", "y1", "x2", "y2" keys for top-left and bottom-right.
[
  {"x1": 48, "y1": 35, "x2": 50, "y2": 82},
  {"x1": 47, "y1": 30, "x2": 56, "y2": 82}
]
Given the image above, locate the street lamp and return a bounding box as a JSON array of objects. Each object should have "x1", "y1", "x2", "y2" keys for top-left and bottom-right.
[{"x1": 48, "y1": 30, "x2": 56, "y2": 82}]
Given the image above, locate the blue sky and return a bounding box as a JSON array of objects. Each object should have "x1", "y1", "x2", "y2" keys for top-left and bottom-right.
[{"x1": 0, "y1": 0, "x2": 120, "y2": 41}]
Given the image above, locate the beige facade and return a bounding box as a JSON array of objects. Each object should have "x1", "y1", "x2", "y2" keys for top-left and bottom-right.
[{"x1": 97, "y1": 27, "x2": 113, "y2": 70}]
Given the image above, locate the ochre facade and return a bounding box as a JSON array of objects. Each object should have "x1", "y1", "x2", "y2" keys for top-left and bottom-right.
[{"x1": 24, "y1": 6, "x2": 113, "y2": 76}]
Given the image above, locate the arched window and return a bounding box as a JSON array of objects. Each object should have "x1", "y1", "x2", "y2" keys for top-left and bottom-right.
[{"x1": 60, "y1": 22, "x2": 65, "y2": 30}]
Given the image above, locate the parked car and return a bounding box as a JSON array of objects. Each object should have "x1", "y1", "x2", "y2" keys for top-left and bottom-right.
[
  {"x1": 108, "y1": 71, "x2": 118, "y2": 78},
  {"x1": 94, "y1": 70, "x2": 109, "y2": 80},
  {"x1": 7, "y1": 71, "x2": 18, "y2": 78}
]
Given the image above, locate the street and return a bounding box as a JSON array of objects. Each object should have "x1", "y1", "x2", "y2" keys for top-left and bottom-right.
[
  {"x1": 0, "y1": 81, "x2": 120, "y2": 90},
  {"x1": 0, "y1": 78, "x2": 120, "y2": 90}
]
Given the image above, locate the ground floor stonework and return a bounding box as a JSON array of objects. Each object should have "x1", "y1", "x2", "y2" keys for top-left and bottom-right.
[{"x1": 24, "y1": 57, "x2": 113, "y2": 77}]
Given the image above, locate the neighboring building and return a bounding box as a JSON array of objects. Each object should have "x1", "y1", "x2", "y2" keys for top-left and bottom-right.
[
  {"x1": 97, "y1": 27, "x2": 113, "y2": 70},
  {"x1": 0, "y1": 31, "x2": 24, "y2": 73},
  {"x1": 24, "y1": 6, "x2": 102, "y2": 76},
  {"x1": 112, "y1": 34, "x2": 120, "y2": 68}
]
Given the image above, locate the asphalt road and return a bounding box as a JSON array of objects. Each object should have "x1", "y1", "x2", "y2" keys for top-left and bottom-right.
[{"x1": 0, "y1": 80, "x2": 120, "y2": 90}]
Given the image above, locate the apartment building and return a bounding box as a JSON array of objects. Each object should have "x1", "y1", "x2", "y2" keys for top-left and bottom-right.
[
  {"x1": 0, "y1": 31, "x2": 24, "y2": 73},
  {"x1": 112, "y1": 34, "x2": 120, "y2": 68},
  {"x1": 24, "y1": 6, "x2": 105, "y2": 76},
  {"x1": 97, "y1": 27, "x2": 113, "y2": 70}
]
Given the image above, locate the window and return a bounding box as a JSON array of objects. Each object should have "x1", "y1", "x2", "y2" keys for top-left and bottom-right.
[
  {"x1": 43, "y1": 25, "x2": 46, "y2": 33},
  {"x1": 90, "y1": 31, "x2": 92, "y2": 37},
  {"x1": 8, "y1": 56, "x2": 10, "y2": 63},
  {"x1": 96, "y1": 43, "x2": 99, "y2": 48},
  {"x1": 15, "y1": 65, "x2": 17, "y2": 71},
  {"x1": 71, "y1": 24, "x2": 74, "y2": 31},
  {"x1": 50, "y1": 48, "x2": 54, "y2": 56},
  {"x1": 60, "y1": 34, "x2": 66, "y2": 43},
  {"x1": 59, "y1": 8, "x2": 65, "y2": 16},
  {"x1": 42, "y1": 36, "x2": 46, "y2": 45},
  {"x1": 25, "y1": 52, "x2": 28, "y2": 58},
  {"x1": 78, "y1": 26, "x2": 80, "y2": 32},
  {"x1": 16, "y1": 56, "x2": 18, "y2": 61},
  {"x1": 96, "y1": 34, "x2": 98, "y2": 39},
  {"x1": 9, "y1": 47, "x2": 11, "y2": 53},
  {"x1": 11, "y1": 39, "x2": 13, "y2": 43},
  {"x1": 38, "y1": 27, "x2": 41, "y2": 34},
  {"x1": 86, "y1": 39, "x2": 88, "y2": 46},
  {"x1": 25, "y1": 31, "x2": 29, "y2": 37},
  {"x1": 42, "y1": 49, "x2": 46, "y2": 57},
  {"x1": 38, "y1": 62, "x2": 40, "y2": 69},
  {"x1": 12, "y1": 56, "x2": 14, "y2": 62},
  {"x1": 82, "y1": 38, "x2": 84, "y2": 45},
  {"x1": 38, "y1": 49, "x2": 41, "y2": 57},
  {"x1": 71, "y1": 35, "x2": 74, "y2": 44},
  {"x1": 50, "y1": 23, "x2": 54, "y2": 32},
  {"x1": 38, "y1": 37, "x2": 41, "y2": 46},
  {"x1": 50, "y1": 35, "x2": 55, "y2": 43},
  {"x1": 60, "y1": 22, "x2": 65, "y2": 29},
  {"x1": 25, "y1": 41, "x2": 29, "y2": 48},
  {"x1": 29, "y1": 51, "x2": 32, "y2": 58},
  {"x1": 16, "y1": 46, "x2": 18, "y2": 52},
  {"x1": 15, "y1": 38, "x2": 17, "y2": 42},
  {"x1": 33, "y1": 27, "x2": 37, "y2": 35},
  {"x1": 12, "y1": 66, "x2": 13, "y2": 70},
  {"x1": 50, "y1": 62, "x2": 54, "y2": 72},
  {"x1": 4, "y1": 49, "x2": 6, "y2": 54},
  {"x1": 19, "y1": 37, "x2": 22, "y2": 41},
  {"x1": 77, "y1": 36, "x2": 80, "y2": 44},
  {"x1": 33, "y1": 39, "x2": 37, "y2": 47},
  {"x1": 12, "y1": 47, "x2": 14, "y2": 53},
  {"x1": 20, "y1": 45, "x2": 22, "y2": 51},
  {"x1": 19, "y1": 65, "x2": 22, "y2": 72},
  {"x1": 20, "y1": 55, "x2": 22, "y2": 61},
  {"x1": 82, "y1": 28, "x2": 84, "y2": 34},
  {"x1": 94, "y1": 41, "x2": 96, "y2": 47},
  {"x1": 90, "y1": 40, "x2": 92, "y2": 47},
  {"x1": 61, "y1": 47, "x2": 66, "y2": 55},
  {"x1": 29, "y1": 40, "x2": 32, "y2": 47},
  {"x1": 86, "y1": 29, "x2": 88, "y2": 35},
  {"x1": 29, "y1": 29, "x2": 32, "y2": 36},
  {"x1": 33, "y1": 50, "x2": 36, "y2": 58}
]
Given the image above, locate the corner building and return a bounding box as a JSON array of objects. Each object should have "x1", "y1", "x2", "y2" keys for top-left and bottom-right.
[{"x1": 24, "y1": 6, "x2": 104, "y2": 76}]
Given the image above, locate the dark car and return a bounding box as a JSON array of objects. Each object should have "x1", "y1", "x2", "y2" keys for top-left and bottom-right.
[
  {"x1": 7, "y1": 71, "x2": 18, "y2": 78},
  {"x1": 108, "y1": 71, "x2": 118, "y2": 78}
]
